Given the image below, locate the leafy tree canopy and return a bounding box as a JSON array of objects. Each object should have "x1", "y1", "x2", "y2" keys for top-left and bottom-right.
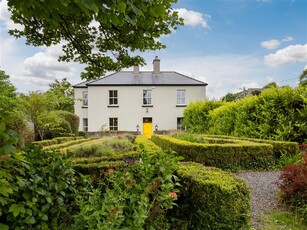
[
  {"x1": 299, "y1": 69, "x2": 307, "y2": 87},
  {"x1": 47, "y1": 78, "x2": 74, "y2": 113},
  {"x1": 7, "y1": 0, "x2": 183, "y2": 79}
]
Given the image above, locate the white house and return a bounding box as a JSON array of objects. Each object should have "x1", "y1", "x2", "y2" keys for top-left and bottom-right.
[{"x1": 74, "y1": 57, "x2": 207, "y2": 138}]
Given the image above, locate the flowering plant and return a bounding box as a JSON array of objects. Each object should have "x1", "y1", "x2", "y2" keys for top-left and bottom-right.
[{"x1": 74, "y1": 152, "x2": 181, "y2": 229}]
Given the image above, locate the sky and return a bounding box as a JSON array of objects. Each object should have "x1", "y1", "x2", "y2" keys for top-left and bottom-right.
[{"x1": 0, "y1": 0, "x2": 306, "y2": 99}]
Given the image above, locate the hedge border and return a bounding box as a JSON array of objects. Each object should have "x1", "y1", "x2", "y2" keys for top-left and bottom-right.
[
  {"x1": 151, "y1": 135, "x2": 274, "y2": 169},
  {"x1": 171, "y1": 162, "x2": 250, "y2": 229},
  {"x1": 202, "y1": 134, "x2": 298, "y2": 158}
]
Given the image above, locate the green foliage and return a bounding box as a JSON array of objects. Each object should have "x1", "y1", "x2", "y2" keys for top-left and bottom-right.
[
  {"x1": 202, "y1": 134, "x2": 298, "y2": 159},
  {"x1": 7, "y1": 0, "x2": 183, "y2": 79},
  {"x1": 185, "y1": 86, "x2": 307, "y2": 143},
  {"x1": 53, "y1": 110, "x2": 80, "y2": 136},
  {"x1": 183, "y1": 100, "x2": 223, "y2": 133},
  {"x1": 152, "y1": 135, "x2": 274, "y2": 170},
  {"x1": 0, "y1": 145, "x2": 89, "y2": 229},
  {"x1": 33, "y1": 136, "x2": 84, "y2": 147},
  {"x1": 299, "y1": 69, "x2": 307, "y2": 87},
  {"x1": 43, "y1": 137, "x2": 96, "y2": 151},
  {"x1": 73, "y1": 152, "x2": 181, "y2": 229},
  {"x1": 171, "y1": 162, "x2": 250, "y2": 229},
  {"x1": 0, "y1": 70, "x2": 28, "y2": 152},
  {"x1": 134, "y1": 135, "x2": 162, "y2": 154},
  {"x1": 46, "y1": 78, "x2": 74, "y2": 113}
]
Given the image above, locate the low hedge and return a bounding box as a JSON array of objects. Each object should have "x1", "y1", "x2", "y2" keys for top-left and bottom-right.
[
  {"x1": 71, "y1": 151, "x2": 140, "y2": 164},
  {"x1": 202, "y1": 134, "x2": 298, "y2": 158},
  {"x1": 73, "y1": 161, "x2": 126, "y2": 175},
  {"x1": 134, "y1": 135, "x2": 162, "y2": 154},
  {"x1": 43, "y1": 138, "x2": 96, "y2": 151},
  {"x1": 151, "y1": 135, "x2": 274, "y2": 169},
  {"x1": 33, "y1": 136, "x2": 83, "y2": 147},
  {"x1": 172, "y1": 162, "x2": 250, "y2": 229}
]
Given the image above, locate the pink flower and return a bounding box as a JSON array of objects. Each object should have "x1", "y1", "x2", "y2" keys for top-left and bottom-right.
[
  {"x1": 169, "y1": 192, "x2": 177, "y2": 199},
  {"x1": 107, "y1": 168, "x2": 114, "y2": 173}
]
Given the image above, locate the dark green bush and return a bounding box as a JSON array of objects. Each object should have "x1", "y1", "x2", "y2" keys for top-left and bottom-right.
[
  {"x1": 171, "y1": 162, "x2": 250, "y2": 229},
  {"x1": 54, "y1": 110, "x2": 79, "y2": 135},
  {"x1": 152, "y1": 135, "x2": 274, "y2": 169},
  {"x1": 0, "y1": 146, "x2": 88, "y2": 229}
]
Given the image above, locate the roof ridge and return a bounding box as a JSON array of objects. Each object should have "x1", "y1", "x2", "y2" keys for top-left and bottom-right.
[
  {"x1": 88, "y1": 72, "x2": 118, "y2": 85},
  {"x1": 173, "y1": 71, "x2": 207, "y2": 85}
]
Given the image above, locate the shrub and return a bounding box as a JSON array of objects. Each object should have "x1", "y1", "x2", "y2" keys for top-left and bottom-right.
[
  {"x1": 170, "y1": 162, "x2": 250, "y2": 229},
  {"x1": 33, "y1": 136, "x2": 84, "y2": 147},
  {"x1": 43, "y1": 138, "x2": 96, "y2": 151},
  {"x1": 185, "y1": 86, "x2": 307, "y2": 143},
  {"x1": 73, "y1": 153, "x2": 181, "y2": 229},
  {"x1": 278, "y1": 153, "x2": 307, "y2": 207},
  {"x1": 152, "y1": 135, "x2": 274, "y2": 169},
  {"x1": 134, "y1": 135, "x2": 162, "y2": 154},
  {"x1": 183, "y1": 100, "x2": 223, "y2": 133},
  {"x1": 54, "y1": 110, "x2": 79, "y2": 135},
  {"x1": 0, "y1": 146, "x2": 89, "y2": 229},
  {"x1": 202, "y1": 134, "x2": 298, "y2": 158}
]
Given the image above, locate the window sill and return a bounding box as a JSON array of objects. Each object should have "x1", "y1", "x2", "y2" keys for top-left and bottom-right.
[
  {"x1": 142, "y1": 105, "x2": 153, "y2": 107},
  {"x1": 82, "y1": 106, "x2": 88, "y2": 108},
  {"x1": 108, "y1": 105, "x2": 119, "y2": 108},
  {"x1": 176, "y1": 105, "x2": 187, "y2": 107}
]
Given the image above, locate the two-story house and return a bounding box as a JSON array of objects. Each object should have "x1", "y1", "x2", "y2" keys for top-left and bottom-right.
[{"x1": 74, "y1": 57, "x2": 207, "y2": 138}]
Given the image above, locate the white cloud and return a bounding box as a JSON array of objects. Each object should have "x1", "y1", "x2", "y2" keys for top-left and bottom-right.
[
  {"x1": 261, "y1": 39, "x2": 280, "y2": 50},
  {"x1": 264, "y1": 44, "x2": 307, "y2": 67},
  {"x1": 282, "y1": 36, "x2": 293, "y2": 42},
  {"x1": 261, "y1": 36, "x2": 295, "y2": 50},
  {"x1": 174, "y1": 8, "x2": 211, "y2": 28}
]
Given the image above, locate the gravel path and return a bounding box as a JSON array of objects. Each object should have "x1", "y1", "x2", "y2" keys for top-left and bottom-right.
[{"x1": 234, "y1": 171, "x2": 281, "y2": 229}]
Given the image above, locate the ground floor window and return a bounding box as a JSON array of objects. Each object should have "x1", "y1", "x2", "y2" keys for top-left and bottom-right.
[
  {"x1": 109, "y1": 117, "x2": 118, "y2": 131},
  {"x1": 177, "y1": 117, "x2": 185, "y2": 131},
  {"x1": 83, "y1": 118, "x2": 88, "y2": 131}
]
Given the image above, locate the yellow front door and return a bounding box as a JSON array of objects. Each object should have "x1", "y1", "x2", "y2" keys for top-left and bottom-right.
[{"x1": 143, "y1": 122, "x2": 152, "y2": 138}]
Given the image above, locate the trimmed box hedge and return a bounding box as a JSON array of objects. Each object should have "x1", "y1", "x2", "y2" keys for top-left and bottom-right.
[
  {"x1": 202, "y1": 134, "x2": 298, "y2": 158},
  {"x1": 134, "y1": 135, "x2": 162, "y2": 154},
  {"x1": 172, "y1": 162, "x2": 250, "y2": 229},
  {"x1": 73, "y1": 160, "x2": 126, "y2": 175},
  {"x1": 33, "y1": 136, "x2": 84, "y2": 147},
  {"x1": 151, "y1": 135, "x2": 274, "y2": 169},
  {"x1": 43, "y1": 137, "x2": 97, "y2": 151}
]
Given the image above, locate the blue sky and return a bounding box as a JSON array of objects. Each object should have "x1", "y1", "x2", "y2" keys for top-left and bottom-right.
[{"x1": 0, "y1": 0, "x2": 306, "y2": 99}]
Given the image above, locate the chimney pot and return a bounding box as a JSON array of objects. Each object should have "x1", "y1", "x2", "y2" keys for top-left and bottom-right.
[
  {"x1": 133, "y1": 66, "x2": 140, "y2": 74},
  {"x1": 153, "y1": 56, "x2": 160, "y2": 74}
]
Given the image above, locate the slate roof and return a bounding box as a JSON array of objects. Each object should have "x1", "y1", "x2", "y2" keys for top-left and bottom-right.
[{"x1": 73, "y1": 71, "x2": 207, "y2": 88}]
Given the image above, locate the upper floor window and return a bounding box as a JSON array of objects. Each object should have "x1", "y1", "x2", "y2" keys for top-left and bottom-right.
[
  {"x1": 177, "y1": 90, "x2": 186, "y2": 105},
  {"x1": 109, "y1": 117, "x2": 118, "y2": 131},
  {"x1": 143, "y1": 90, "x2": 152, "y2": 105},
  {"x1": 82, "y1": 91, "x2": 88, "y2": 107},
  {"x1": 109, "y1": 90, "x2": 118, "y2": 105}
]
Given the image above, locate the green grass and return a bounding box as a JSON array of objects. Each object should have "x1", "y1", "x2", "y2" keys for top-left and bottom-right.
[{"x1": 258, "y1": 209, "x2": 307, "y2": 230}]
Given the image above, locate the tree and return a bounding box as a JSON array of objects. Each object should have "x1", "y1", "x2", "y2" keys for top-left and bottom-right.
[
  {"x1": 47, "y1": 78, "x2": 74, "y2": 113},
  {"x1": 299, "y1": 69, "x2": 307, "y2": 87},
  {"x1": 0, "y1": 70, "x2": 29, "y2": 153},
  {"x1": 263, "y1": 82, "x2": 277, "y2": 89},
  {"x1": 7, "y1": 0, "x2": 183, "y2": 79}
]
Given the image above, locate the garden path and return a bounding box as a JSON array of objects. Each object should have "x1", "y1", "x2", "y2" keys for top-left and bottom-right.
[{"x1": 234, "y1": 171, "x2": 281, "y2": 229}]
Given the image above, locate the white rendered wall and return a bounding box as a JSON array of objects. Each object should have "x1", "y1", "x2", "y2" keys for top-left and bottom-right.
[
  {"x1": 74, "y1": 88, "x2": 88, "y2": 131},
  {"x1": 81, "y1": 85, "x2": 206, "y2": 132}
]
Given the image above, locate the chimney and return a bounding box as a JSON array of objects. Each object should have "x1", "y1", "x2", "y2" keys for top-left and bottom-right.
[
  {"x1": 153, "y1": 56, "x2": 160, "y2": 74},
  {"x1": 133, "y1": 66, "x2": 140, "y2": 74}
]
